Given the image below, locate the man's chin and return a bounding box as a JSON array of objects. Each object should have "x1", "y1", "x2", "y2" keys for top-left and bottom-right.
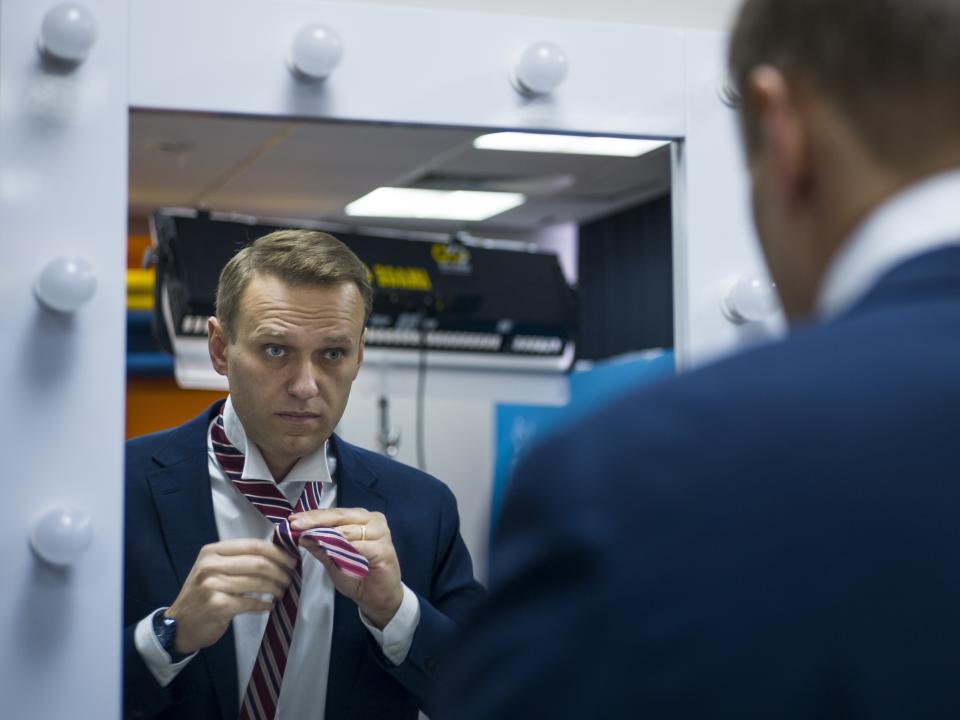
[{"x1": 279, "y1": 434, "x2": 328, "y2": 459}]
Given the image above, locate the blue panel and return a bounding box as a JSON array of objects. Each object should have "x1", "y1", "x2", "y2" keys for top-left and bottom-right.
[
  {"x1": 492, "y1": 350, "x2": 675, "y2": 534},
  {"x1": 126, "y1": 352, "x2": 175, "y2": 376},
  {"x1": 492, "y1": 403, "x2": 567, "y2": 533},
  {"x1": 126, "y1": 311, "x2": 175, "y2": 376},
  {"x1": 568, "y1": 350, "x2": 676, "y2": 412}
]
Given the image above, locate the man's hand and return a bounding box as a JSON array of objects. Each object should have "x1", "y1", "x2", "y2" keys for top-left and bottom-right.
[
  {"x1": 166, "y1": 539, "x2": 297, "y2": 654},
  {"x1": 290, "y1": 508, "x2": 403, "y2": 629}
]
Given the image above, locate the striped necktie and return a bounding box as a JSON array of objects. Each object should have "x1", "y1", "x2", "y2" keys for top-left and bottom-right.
[{"x1": 210, "y1": 411, "x2": 369, "y2": 720}]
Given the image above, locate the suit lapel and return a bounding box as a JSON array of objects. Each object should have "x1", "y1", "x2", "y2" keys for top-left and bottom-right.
[
  {"x1": 145, "y1": 401, "x2": 238, "y2": 720},
  {"x1": 326, "y1": 435, "x2": 387, "y2": 716}
]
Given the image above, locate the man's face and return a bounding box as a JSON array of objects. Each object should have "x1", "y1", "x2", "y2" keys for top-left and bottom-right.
[{"x1": 208, "y1": 273, "x2": 366, "y2": 478}]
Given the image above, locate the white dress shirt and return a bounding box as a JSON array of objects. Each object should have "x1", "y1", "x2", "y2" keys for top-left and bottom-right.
[
  {"x1": 817, "y1": 169, "x2": 960, "y2": 318},
  {"x1": 134, "y1": 396, "x2": 421, "y2": 719}
]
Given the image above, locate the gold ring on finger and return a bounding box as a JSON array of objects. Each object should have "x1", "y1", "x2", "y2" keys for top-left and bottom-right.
[{"x1": 360, "y1": 524, "x2": 366, "y2": 541}]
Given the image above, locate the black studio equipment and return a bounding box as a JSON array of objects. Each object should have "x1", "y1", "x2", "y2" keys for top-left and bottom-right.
[{"x1": 151, "y1": 210, "x2": 578, "y2": 376}]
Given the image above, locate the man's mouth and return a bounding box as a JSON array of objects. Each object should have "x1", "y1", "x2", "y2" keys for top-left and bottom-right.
[{"x1": 276, "y1": 411, "x2": 321, "y2": 422}]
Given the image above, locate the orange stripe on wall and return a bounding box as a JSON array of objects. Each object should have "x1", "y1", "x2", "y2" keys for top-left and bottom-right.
[
  {"x1": 128, "y1": 233, "x2": 153, "y2": 269},
  {"x1": 126, "y1": 377, "x2": 226, "y2": 439}
]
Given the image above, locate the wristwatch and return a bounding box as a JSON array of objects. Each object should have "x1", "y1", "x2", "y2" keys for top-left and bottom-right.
[{"x1": 152, "y1": 608, "x2": 189, "y2": 663}]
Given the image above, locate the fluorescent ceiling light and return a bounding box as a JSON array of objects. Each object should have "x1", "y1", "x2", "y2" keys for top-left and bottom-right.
[
  {"x1": 473, "y1": 132, "x2": 670, "y2": 157},
  {"x1": 345, "y1": 187, "x2": 525, "y2": 221}
]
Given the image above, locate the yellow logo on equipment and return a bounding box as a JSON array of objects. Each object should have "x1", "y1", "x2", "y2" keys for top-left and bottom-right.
[
  {"x1": 372, "y1": 264, "x2": 433, "y2": 291},
  {"x1": 431, "y1": 243, "x2": 472, "y2": 273}
]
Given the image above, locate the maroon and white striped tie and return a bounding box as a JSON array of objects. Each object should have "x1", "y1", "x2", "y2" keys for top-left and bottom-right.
[{"x1": 211, "y1": 411, "x2": 369, "y2": 720}]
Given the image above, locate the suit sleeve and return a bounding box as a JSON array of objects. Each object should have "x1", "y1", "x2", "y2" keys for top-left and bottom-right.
[
  {"x1": 123, "y1": 437, "x2": 212, "y2": 720},
  {"x1": 123, "y1": 440, "x2": 177, "y2": 719},
  {"x1": 123, "y1": 621, "x2": 179, "y2": 719},
  {"x1": 371, "y1": 482, "x2": 486, "y2": 713}
]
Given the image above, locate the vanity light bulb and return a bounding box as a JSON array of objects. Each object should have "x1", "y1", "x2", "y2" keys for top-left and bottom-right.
[
  {"x1": 30, "y1": 507, "x2": 93, "y2": 566},
  {"x1": 38, "y1": 3, "x2": 98, "y2": 64},
  {"x1": 34, "y1": 256, "x2": 97, "y2": 313},
  {"x1": 512, "y1": 41, "x2": 569, "y2": 96},
  {"x1": 723, "y1": 273, "x2": 779, "y2": 324},
  {"x1": 289, "y1": 23, "x2": 344, "y2": 80}
]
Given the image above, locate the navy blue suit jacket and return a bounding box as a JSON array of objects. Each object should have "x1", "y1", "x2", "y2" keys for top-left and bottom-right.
[
  {"x1": 438, "y1": 247, "x2": 960, "y2": 718},
  {"x1": 124, "y1": 401, "x2": 484, "y2": 720}
]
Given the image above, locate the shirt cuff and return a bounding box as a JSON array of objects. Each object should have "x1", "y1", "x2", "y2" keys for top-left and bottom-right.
[
  {"x1": 134, "y1": 608, "x2": 197, "y2": 687},
  {"x1": 358, "y1": 584, "x2": 420, "y2": 665}
]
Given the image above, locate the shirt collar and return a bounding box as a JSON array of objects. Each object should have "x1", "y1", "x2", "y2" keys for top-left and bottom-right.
[
  {"x1": 222, "y1": 395, "x2": 335, "y2": 489},
  {"x1": 817, "y1": 168, "x2": 960, "y2": 318}
]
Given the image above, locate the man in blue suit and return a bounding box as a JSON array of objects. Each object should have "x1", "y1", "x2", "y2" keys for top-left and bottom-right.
[
  {"x1": 124, "y1": 229, "x2": 484, "y2": 720},
  {"x1": 438, "y1": 0, "x2": 960, "y2": 717}
]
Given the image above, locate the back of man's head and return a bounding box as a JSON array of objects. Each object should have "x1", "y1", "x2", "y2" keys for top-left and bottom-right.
[{"x1": 729, "y1": 0, "x2": 960, "y2": 172}]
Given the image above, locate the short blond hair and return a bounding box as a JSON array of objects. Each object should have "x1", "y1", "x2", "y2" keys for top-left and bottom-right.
[{"x1": 215, "y1": 229, "x2": 373, "y2": 340}]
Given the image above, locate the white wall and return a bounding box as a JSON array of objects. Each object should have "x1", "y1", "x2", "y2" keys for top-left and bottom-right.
[
  {"x1": 0, "y1": 1, "x2": 127, "y2": 717},
  {"x1": 339, "y1": 360, "x2": 569, "y2": 581},
  {"x1": 129, "y1": 0, "x2": 687, "y2": 137},
  {"x1": 349, "y1": 0, "x2": 742, "y2": 31},
  {"x1": 530, "y1": 222, "x2": 578, "y2": 283}
]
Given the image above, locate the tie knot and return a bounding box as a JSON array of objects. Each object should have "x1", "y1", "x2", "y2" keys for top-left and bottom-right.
[{"x1": 210, "y1": 408, "x2": 370, "y2": 578}]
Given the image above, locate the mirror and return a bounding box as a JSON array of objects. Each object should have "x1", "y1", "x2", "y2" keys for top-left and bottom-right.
[{"x1": 126, "y1": 111, "x2": 677, "y2": 571}]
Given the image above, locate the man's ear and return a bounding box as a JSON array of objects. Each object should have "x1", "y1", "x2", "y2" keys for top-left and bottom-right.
[
  {"x1": 353, "y1": 327, "x2": 366, "y2": 380},
  {"x1": 746, "y1": 65, "x2": 812, "y2": 209},
  {"x1": 208, "y1": 317, "x2": 229, "y2": 377}
]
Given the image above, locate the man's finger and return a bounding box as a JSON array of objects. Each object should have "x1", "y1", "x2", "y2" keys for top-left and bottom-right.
[
  {"x1": 206, "y1": 572, "x2": 290, "y2": 599},
  {"x1": 329, "y1": 523, "x2": 376, "y2": 543},
  {"x1": 290, "y1": 507, "x2": 370, "y2": 529},
  {"x1": 208, "y1": 552, "x2": 297, "y2": 586},
  {"x1": 207, "y1": 538, "x2": 298, "y2": 568}
]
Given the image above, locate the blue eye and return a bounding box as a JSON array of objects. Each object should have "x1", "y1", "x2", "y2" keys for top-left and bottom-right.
[
  {"x1": 324, "y1": 349, "x2": 344, "y2": 361},
  {"x1": 265, "y1": 345, "x2": 286, "y2": 358}
]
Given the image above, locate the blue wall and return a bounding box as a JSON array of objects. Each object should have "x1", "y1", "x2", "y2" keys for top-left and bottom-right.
[{"x1": 492, "y1": 350, "x2": 675, "y2": 532}]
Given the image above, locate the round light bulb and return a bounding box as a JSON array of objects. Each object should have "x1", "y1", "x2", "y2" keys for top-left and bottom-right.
[
  {"x1": 35, "y1": 256, "x2": 97, "y2": 313},
  {"x1": 38, "y1": 3, "x2": 98, "y2": 64},
  {"x1": 723, "y1": 273, "x2": 779, "y2": 324},
  {"x1": 288, "y1": 23, "x2": 343, "y2": 80},
  {"x1": 30, "y1": 507, "x2": 93, "y2": 566},
  {"x1": 512, "y1": 41, "x2": 569, "y2": 96}
]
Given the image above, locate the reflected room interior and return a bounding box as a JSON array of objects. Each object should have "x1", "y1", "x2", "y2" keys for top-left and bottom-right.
[{"x1": 125, "y1": 112, "x2": 677, "y2": 575}]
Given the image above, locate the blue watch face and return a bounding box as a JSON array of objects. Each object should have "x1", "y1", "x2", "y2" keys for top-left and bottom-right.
[{"x1": 153, "y1": 610, "x2": 177, "y2": 652}]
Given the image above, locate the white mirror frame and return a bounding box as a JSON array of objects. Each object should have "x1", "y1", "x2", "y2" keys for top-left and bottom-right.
[{"x1": 0, "y1": 1, "x2": 776, "y2": 716}]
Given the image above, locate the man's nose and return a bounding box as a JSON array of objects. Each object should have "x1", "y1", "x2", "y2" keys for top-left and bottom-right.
[{"x1": 288, "y1": 360, "x2": 320, "y2": 399}]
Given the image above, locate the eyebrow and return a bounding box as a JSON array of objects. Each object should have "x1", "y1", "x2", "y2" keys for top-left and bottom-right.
[
  {"x1": 250, "y1": 327, "x2": 288, "y2": 340},
  {"x1": 320, "y1": 334, "x2": 355, "y2": 347},
  {"x1": 250, "y1": 328, "x2": 356, "y2": 347}
]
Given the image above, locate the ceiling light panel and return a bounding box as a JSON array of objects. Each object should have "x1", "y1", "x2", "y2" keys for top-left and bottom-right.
[
  {"x1": 345, "y1": 187, "x2": 525, "y2": 221},
  {"x1": 473, "y1": 132, "x2": 670, "y2": 157}
]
